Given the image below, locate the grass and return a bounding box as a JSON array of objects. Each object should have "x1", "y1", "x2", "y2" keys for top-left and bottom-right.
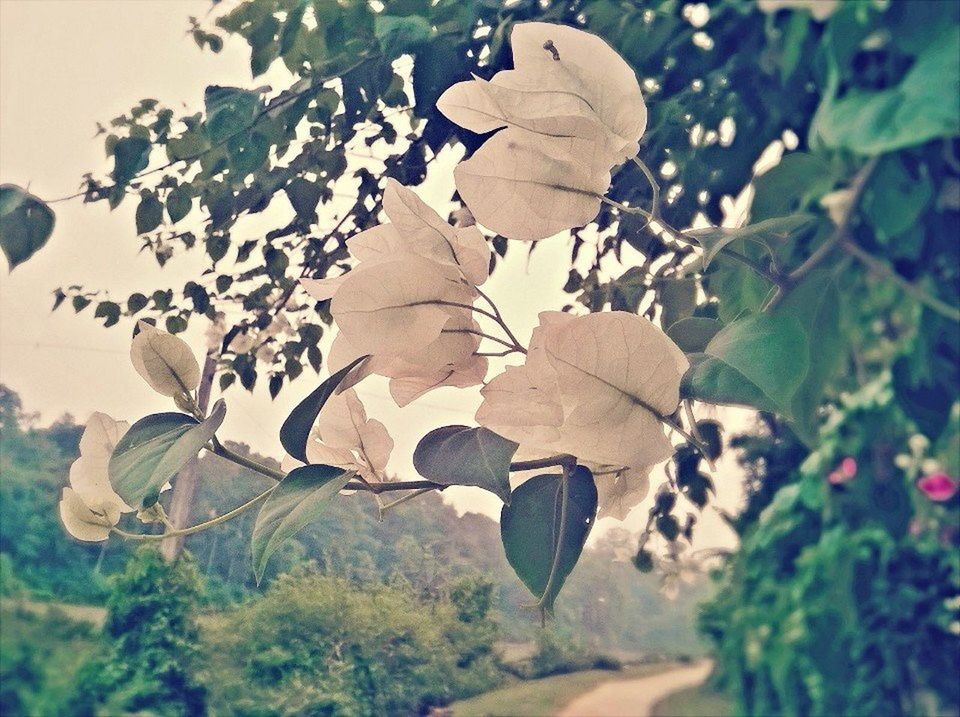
[
  {"x1": 649, "y1": 683, "x2": 733, "y2": 717},
  {"x1": 450, "y1": 663, "x2": 674, "y2": 717}
]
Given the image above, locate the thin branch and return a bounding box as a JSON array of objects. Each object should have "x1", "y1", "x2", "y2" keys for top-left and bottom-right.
[
  {"x1": 632, "y1": 156, "x2": 661, "y2": 223},
  {"x1": 443, "y1": 327, "x2": 522, "y2": 353},
  {"x1": 112, "y1": 484, "x2": 276, "y2": 542},
  {"x1": 377, "y1": 487, "x2": 434, "y2": 516},
  {"x1": 476, "y1": 286, "x2": 525, "y2": 352},
  {"x1": 344, "y1": 479, "x2": 445, "y2": 493},
  {"x1": 840, "y1": 238, "x2": 960, "y2": 322},
  {"x1": 774, "y1": 157, "x2": 880, "y2": 299},
  {"x1": 510, "y1": 455, "x2": 577, "y2": 472},
  {"x1": 683, "y1": 400, "x2": 715, "y2": 472},
  {"x1": 604, "y1": 191, "x2": 782, "y2": 286},
  {"x1": 208, "y1": 439, "x2": 285, "y2": 481},
  {"x1": 43, "y1": 53, "x2": 379, "y2": 205}
]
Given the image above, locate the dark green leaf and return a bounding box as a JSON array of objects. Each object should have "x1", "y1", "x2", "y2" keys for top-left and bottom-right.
[
  {"x1": 776, "y1": 271, "x2": 844, "y2": 443},
  {"x1": 413, "y1": 425, "x2": 518, "y2": 503},
  {"x1": 811, "y1": 27, "x2": 960, "y2": 155},
  {"x1": 751, "y1": 154, "x2": 836, "y2": 222},
  {"x1": 126, "y1": 293, "x2": 149, "y2": 314},
  {"x1": 280, "y1": 355, "x2": 369, "y2": 462},
  {"x1": 0, "y1": 185, "x2": 55, "y2": 270},
  {"x1": 500, "y1": 467, "x2": 597, "y2": 611},
  {"x1": 135, "y1": 192, "x2": 164, "y2": 234},
  {"x1": 861, "y1": 155, "x2": 933, "y2": 243},
  {"x1": 659, "y1": 277, "x2": 698, "y2": 332},
  {"x1": 682, "y1": 312, "x2": 808, "y2": 417},
  {"x1": 204, "y1": 86, "x2": 260, "y2": 143},
  {"x1": 251, "y1": 464, "x2": 352, "y2": 582},
  {"x1": 111, "y1": 137, "x2": 151, "y2": 186},
  {"x1": 94, "y1": 301, "x2": 121, "y2": 328},
  {"x1": 284, "y1": 178, "x2": 323, "y2": 218},
  {"x1": 110, "y1": 401, "x2": 227, "y2": 508},
  {"x1": 375, "y1": 15, "x2": 432, "y2": 59},
  {"x1": 166, "y1": 185, "x2": 193, "y2": 224},
  {"x1": 667, "y1": 317, "x2": 722, "y2": 353}
]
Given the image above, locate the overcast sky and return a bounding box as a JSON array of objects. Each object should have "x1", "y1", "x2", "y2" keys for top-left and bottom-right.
[{"x1": 1, "y1": 0, "x2": 745, "y2": 549}]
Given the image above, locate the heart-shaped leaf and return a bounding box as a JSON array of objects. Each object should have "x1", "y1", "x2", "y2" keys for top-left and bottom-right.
[
  {"x1": 413, "y1": 425, "x2": 518, "y2": 503},
  {"x1": 500, "y1": 466, "x2": 597, "y2": 612},
  {"x1": 0, "y1": 185, "x2": 55, "y2": 270},
  {"x1": 681, "y1": 313, "x2": 809, "y2": 417},
  {"x1": 252, "y1": 464, "x2": 352, "y2": 582},
  {"x1": 109, "y1": 400, "x2": 227, "y2": 508},
  {"x1": 279, "y1": 355, "x2": 369, "y2": 462},
  {"x1": 667, "y1": 317, "x2": 722, "y2": 354}
]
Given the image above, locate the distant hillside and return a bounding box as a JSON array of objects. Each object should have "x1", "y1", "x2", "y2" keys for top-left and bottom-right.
[{"x1": 0, "y1": 384, "x2": 708, "y2": 656}]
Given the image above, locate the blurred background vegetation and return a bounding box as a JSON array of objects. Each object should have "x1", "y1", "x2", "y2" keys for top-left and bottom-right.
[{"x1": 0, "y1": 384, "x2": 709, "y2": 715}]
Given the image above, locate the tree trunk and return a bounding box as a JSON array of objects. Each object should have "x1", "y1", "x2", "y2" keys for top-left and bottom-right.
[{"x1": 160, "y1": 353, "x2": 216, "y2": 561}]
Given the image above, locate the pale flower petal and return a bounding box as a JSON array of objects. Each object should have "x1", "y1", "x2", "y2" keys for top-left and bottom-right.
[
  {"x1": 70, "y1": 412, "x2": 132, "y2": 514},
  {"x1": 477, "y1": 311, "x2": 687, "y2": 471},
  {"x1": 59, "y1": 487, "x2": 119, "y2": 542},
  {"x1": 539, "y1": 312, "x2": 688, "y2": 468},
  {"x1": 594, "y1": 465, "x2": 652, "y2": 521},
  {"x1": 306, "y1": 388, "x2": 394, "y2": 482},
  {"x1": 330, "y1": 255, "x2": 477, "y2": 362},
  {"x1": 130, "y1": 321, "x2": 201, "y2": 396},
  {"x1": 453, "y1": 128, "x2": 611, "y2": 241},
  {"x1": 437, "y1": 22, "x2": 647, "y2": 240}
]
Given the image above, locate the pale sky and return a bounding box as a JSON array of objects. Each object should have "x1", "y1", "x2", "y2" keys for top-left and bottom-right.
[{"x1": 0, "y1": 0, "x2": 744, "y2": 549}]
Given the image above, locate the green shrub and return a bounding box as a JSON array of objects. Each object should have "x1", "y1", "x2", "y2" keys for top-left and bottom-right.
[
  {"x1": 67, "y1": 548, "x2": 206, "y2": 716},
  {"x1": 701, "y1": 389, "x2": 960, "y2": 716},
  {"x1": 203, "y1": 571, "x2": 503, "y2": 715},
  {"x1": 0, "y1": 603, "x2": 98, "y2": 716}
]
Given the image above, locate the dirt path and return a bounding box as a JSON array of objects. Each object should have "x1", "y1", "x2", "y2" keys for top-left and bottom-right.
[{"x1": 558, "y1": 660, "x2": 713, "y2": 717}]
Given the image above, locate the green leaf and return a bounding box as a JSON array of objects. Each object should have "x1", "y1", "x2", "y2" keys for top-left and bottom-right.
[
  {"x1": 166, "y1": 185, "x2": 193, "y2": 224},
  {"x1": 279, "y1": 355, "x2": 369, "y2": 462},
  {"x1": 111, "y1": 137, "x2": 151, "y2": 186},
  {"x1": 413, "y1": 426, "x2": 518, "y2": 503},
  {"x1": 0, "y1": 185, "x2": 55, "y2": 270},
  {"x1": 279, "y1": 0, "x2": 307, "y2": 55},
  {"x1": 686, "y1": 214, "x2": 817, "y2": 269},
  {"x1": 682, "y1": 312, "x2": 809, "y2": 417},
  {"x1": 751, "y1": 154, "x2": 836, "y2": 222},
  {"x1": 204, "y1": 86, "x2": 260, "y2": 144},
  {"x1": 500, "y1": 468, "x2": 597, "y2": 612},
  {"x1": 284, "y1": 178, "x2": 324, "y2": 218},
  {"x1": 811, "y1": 27, "x2": 960, "y2": 155},
  {"x1": 135, "y1": 192, "x2": 164, "y2": 234},
  {"x1": 109, "y1": 400, "x2": 227, "y2": 508},
  {"x1": 251, "y1": 464, "x2": 352, "y2": 582},
  {"x1": 667, "y1": 317, "x2": 722, "y2": 354},
  {"x1": 861, "y1": 155, "x2": 933, "y2": 243},
  {"x1": 658, "y1": 277, "x2": 698, "y2": 332},
  {"x1": 375, "y1": 15, "x2": 432, "y2": 59},
  {"x1": 94, "y1": 301, "x2": 121, "y2": 328},
  {"x1": 776, "y1": 271, "x2": 844, "y2": 443}
]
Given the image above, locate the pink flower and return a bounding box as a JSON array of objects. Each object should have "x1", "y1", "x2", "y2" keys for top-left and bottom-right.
[
  {"x1": 840, "y1": 457, "x2": 858, "y2": 478},
  {"x1": 917, "y1": 473, "x2": 959, "y2": 502},
  {"x1": 827, "y1": 457, "x2": 858, "y2": 485}
]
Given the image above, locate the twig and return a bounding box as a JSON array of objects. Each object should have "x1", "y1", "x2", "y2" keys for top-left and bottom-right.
[
  {"x1": 43, "y1": 53, "x2": 379, "y2": 204},
  {"x1": 443, "y1": 327, "x2": 522, "y2": 353},
  {"x1": 840, "y1": 238, "x2": 960, "y2": 322},
  {"x1": 112, "y1": 484, "x2": 276, "y2": 541}
]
